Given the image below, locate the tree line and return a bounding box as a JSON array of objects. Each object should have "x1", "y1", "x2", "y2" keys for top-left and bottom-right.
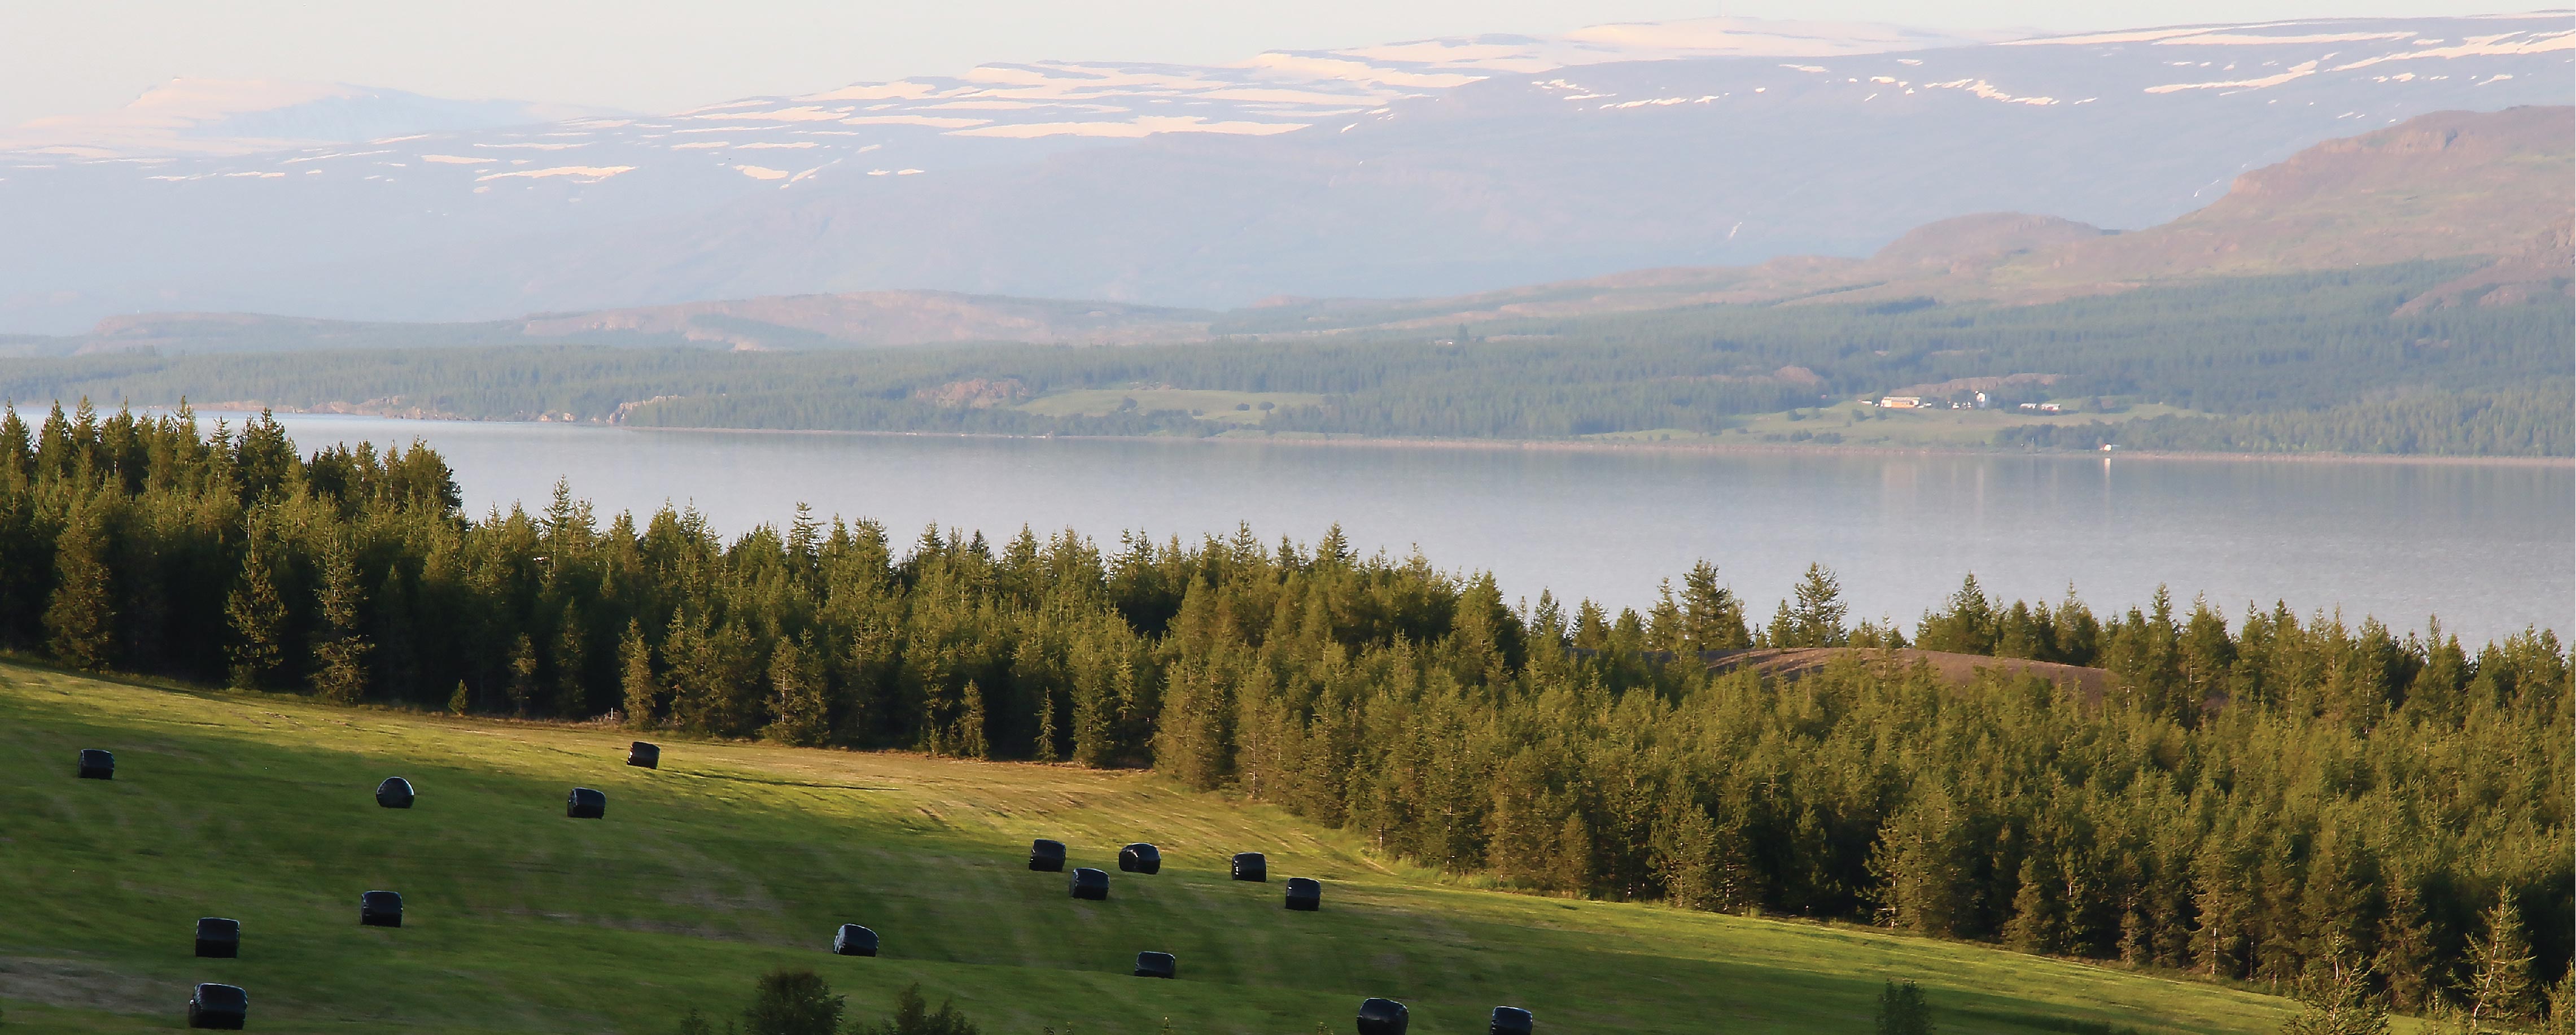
[
  {"x1": 2, "y1": 403, "x2": 2566, "y2": 1027},
  {"x1": 1, "y1": 260, "x2": 2563, "y2": 455}
]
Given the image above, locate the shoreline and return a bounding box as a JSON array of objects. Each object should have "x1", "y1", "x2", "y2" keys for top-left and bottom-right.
[{"x1": 194, "y1": 406, "x2": 2575, "y2": 468}]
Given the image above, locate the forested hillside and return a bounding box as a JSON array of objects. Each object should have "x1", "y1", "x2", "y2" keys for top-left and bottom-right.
[
  {"x1": 3, "y1": 405, "x2": 2567, "y2": 1027},
  {"x1": 1, "y1": 262, "x2": 2565, "y2": 455}
]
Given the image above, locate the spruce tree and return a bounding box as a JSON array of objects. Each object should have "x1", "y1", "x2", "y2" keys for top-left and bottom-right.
[
  {"x1": 2461, "y1": 888, "x2": 2535, "y2": 1029},
  {"x1": 763, "y1": 635, "x2": 829, "y2": 746},
  {"x1": 1875, "y1": 981, "x2": 1935, "y2": 1035},
  {"x1": 1678, "y1": 561, "x2": 1751, "y2": 651},
  {"x1": 224, "y1": 527, "x2": 288, "y2": 690},
  {"x1": 619, "y1": 619, "x2": 658, "y2": 727},
  {"x1": 506, "y1": 633, "x2": 541, "y2": 715},
  {"x1": 955, "y1": 680, "x2": 990, "y2": 761},
  {"x1": 553, "y1": 600, "x2": 588, "y2": 718},
  {"x1": 42, "y1": 497, "x2": 115, "y2": 670},
  {"x1": 310, "y1": 537, "x2": 372, "y2": 704},
  {"x1": 741, "y1": 968, "x2": 843, "y2": 1035}
]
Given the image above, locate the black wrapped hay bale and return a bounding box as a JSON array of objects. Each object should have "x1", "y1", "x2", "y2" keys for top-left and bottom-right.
[
  {"x1": 1029, "y1": 839, "x2": 1067, "y2": 872},
  {"x1": 1134, "y1": 950, "x2": 1177, "y2": 979},
  {"x1": 188, "y1": 982, "x2": 248, "y2": 1029},
  {"x1": 628, "y1": 741, "x2": 660, "y2": 768},
  {"x1": 832, "y1": 923, "x2": 879, "y2": 957},
  {"x1": 194, "y1": 917, "x2": 240, "y2": 959},
  {"x1": 77, "y1": 748, "x2": 114, "y2": 780},
  {"x1": 1285, "y1": 877, "x2": 1322, "y2": 911},
  {"x1": 1490, "y1": 1006, "x2": 1535, "y2": 1035},
  {"x1": 1117, "y1": 842, "x2": 1161, "y2": 875},
  {"x1": 1231, "y1": 852, "x2": 1267, "y2": 882},
  {"x1": 375, "y1": 776, "x2": 415, "y2": 809},
  {"x1": 360, "y1": 890, "x2": 403, "y2": 928},
  {"x1": 1357, "y1": 997, "x2": 1408, "y2": 1035},
  {"x1": 566, "y1": 787, "x2": 606, "y2": 819},
  {"x1": 1070, "y1": 867, "x2": 1109, "y2": 901}
]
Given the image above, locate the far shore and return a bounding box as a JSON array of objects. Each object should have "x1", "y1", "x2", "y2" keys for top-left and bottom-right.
[{"x1": 189, "y1": 404, "x2": 2576, "y2": 468}]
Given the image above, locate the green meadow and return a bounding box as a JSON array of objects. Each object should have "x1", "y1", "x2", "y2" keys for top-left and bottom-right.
[{"x1": 0, "y1": 661, "x2": 2308, "y2": 1034}]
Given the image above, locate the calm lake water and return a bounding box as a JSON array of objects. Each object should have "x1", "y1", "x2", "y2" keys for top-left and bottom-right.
[{"x1": 238, "y1": 413, "x2": 2573, "y2": 646}]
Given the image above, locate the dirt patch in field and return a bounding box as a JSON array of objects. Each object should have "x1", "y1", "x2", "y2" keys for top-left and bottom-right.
[{"x1": 0, "y1": 957, "x2": 165, "y2": 1014}]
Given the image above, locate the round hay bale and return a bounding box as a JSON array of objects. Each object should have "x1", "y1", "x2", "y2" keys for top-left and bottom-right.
[
  {"x1": 1357, "y1": 997, "x2": 1409, "y2": 1035},
  {"x1": 1285, "y1": 877, "x2": 1323, "y2": 911},
  {"x1": 832, "y1": 923, "x2": 879, "y2": 957},
  {"x1": 1117, "y1": 842, "x2": 1161, "y2": 875},
  {"x1": 360, "y1": 890, "x2": 403, "y2": 928},
  {"x1": 628, "y1": 741, "x2": 660, "y2": 768},
  {"x1": 375, "y1": 776, "x2": 415, "y2": 809},
  {"x1": 1029, "y1": 839, "x2": 1067, "y2": 872},
  {"x1": 1490, "y1": 1006, "x2": 1535, "y2": 1035},
  {"x1": 1231, "y1": 852, "x2": 1267, "y2": 882},
  {"x1": 77, "y1": 748, "x2": 114, "y2": 780},
  {"x1": 1070, "y1": 867, "x2": 1110, "y2": 901},
  {"x1": 1134, "y1": 950, "x2": 1177, "y2": 979},
  {"x1": 194, "y1": 918, "x2": 240, "y2": 959},
  {"x1": 188, "y1": 982, "x2": 248, "y2": 1029},
  {"x1": 566, "y1": 787, "x2": 606, "y2": 819}
]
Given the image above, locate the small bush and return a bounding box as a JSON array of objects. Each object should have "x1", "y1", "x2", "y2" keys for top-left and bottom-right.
[
  {"x1": 744, "y1": 969, "x2": 843, "y2": 1035},
  {"x1": 1877, "y1": 981, "x2": 1934, "y2": 1035},
  {"x1": 859, "y1": 983, "x2": 979, "y2": 1035}
]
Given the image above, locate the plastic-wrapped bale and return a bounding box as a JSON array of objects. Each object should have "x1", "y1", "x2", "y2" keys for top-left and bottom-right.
[
  {"x1": 1490, "y1": 1006, "x2": 1534, "y2": 1035},
  {"x1": 360, "y1": 890, "x2": 403, "y2": 928},
  {"x1": 375, "y1": 776, "x2": 416, "y2": 809},
  {"x1": 194, "y1": 917, "x2": 241, "y2": 959},
  {"x1": 1231, "y1": 852, "x2": 1267, "y2": 882},
  {"x1": 628, "y1": 741, "x2": 660, "y2": 768},
  {"x1": 77, "y1": 748, "x2": 114, "y2": 780},
  {"x1": 1357, "y1": 997, "x2": 1409, "y2": 1035},
  {"x1": 1070, "y1": 867, "x2": 1109, "y2": 901},
  {"x1": 188, "y1": 982, "x2": 248, "y2": 1030},
  {"x1": 1134, "y1": 951, "x2": 1177, "y2": 979},
  {"x1": 566, "y1": 787, "x2": 607, "y2": 819},
  {"x1": 832, "y1": 923, "x2": 879, "y2": 957},
  {"x1": 1117, "y1": 842, "x2": 1161, "y2": 875},
  {"x1": 1285, "y1": 877, "x2": 1322, "y2": 911},
  {"x1": 1029, "y1": 839, "x2": 1067, "y2": 872}
]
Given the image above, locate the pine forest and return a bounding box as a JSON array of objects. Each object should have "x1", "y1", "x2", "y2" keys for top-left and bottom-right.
[{"x1": 2, "y1": 402, "x2": 2567, "y2": 1027}]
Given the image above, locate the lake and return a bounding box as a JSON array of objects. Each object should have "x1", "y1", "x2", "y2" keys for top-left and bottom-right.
[{"x1": 236, "y1": 413, "x2": 2572, "y2": 647}]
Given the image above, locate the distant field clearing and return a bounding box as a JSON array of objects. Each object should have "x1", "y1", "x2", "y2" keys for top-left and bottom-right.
[{"x1": 1020, "y1": 388, "x2": 1324, "y2": 425}]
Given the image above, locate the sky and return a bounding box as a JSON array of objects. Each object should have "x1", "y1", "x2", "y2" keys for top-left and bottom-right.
[{"x1": 0, "y1": 0, "x2": 2544, "y2": 126}]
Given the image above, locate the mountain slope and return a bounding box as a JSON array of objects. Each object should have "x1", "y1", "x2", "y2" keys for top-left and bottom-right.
[
  {"x1": 0, "y1": 14, "x2": 2564, "y2": 331},
  {"x1": 0, "y1": 664, "x2": 2303, "y2": 1033}
]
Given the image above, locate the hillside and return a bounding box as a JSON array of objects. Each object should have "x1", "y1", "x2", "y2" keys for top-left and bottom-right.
[{"x1": 0, "y1": 663, "x2": 2306, "y2": 1034}]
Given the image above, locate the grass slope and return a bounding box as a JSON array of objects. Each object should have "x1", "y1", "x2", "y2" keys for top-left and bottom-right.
[{"x1": 0, "y1": 662, "x2": 2309, "y2": 1034}]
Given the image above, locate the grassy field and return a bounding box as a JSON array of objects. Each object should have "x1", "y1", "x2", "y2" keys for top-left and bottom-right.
[
  {"x1": 0, "y1": 661, "x2": 2312, "y2": 1034},
  {"x1": 1017, "y1": 388, "x2": 1324, "y2": 426},
  {"x1": 1579, "y1": 401, "x2": 2200, "y2": 449}
]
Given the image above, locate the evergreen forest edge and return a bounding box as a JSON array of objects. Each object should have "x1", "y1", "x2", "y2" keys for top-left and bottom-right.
[
  {"x1": 3, "y1": 261, "x2": 2567, "y2": 456},
  {"x1": 2, "y1": 403, "x2": 2569, "y2": 1029}
]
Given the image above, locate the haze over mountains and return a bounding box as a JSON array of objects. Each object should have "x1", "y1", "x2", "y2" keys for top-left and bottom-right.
[
  {"x1": 23, "y1": 102, "x2": 2567, "y2": 357},
  {"x1": 1, "y1": 12, "x2": 2566, "y2": 335}
]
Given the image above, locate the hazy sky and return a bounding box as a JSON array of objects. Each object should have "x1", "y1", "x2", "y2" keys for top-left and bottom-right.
[{"x1": 2, "y1": 1, "x2": 2540, "y2": 126}]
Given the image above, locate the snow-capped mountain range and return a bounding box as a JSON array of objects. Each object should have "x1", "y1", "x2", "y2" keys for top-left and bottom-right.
[{"x1": 0, "y1": 13, "x2": 2566, "y2": 333}]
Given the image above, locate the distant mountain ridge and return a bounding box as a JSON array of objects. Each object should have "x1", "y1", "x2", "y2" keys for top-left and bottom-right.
[
  {"x1": 0, "y1": 14, "x2": 2565, "y2": 333},
  {"x1": 18, "y1": 105, "x2": 2565, "y2": 358}
]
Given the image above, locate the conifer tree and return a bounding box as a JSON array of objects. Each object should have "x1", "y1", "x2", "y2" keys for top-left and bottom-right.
[
  {"x1": 1875, "y1": 981, "x2": 1935, "y2": 1035},
  {"x1": 1678, "y1": 561, "x2": 1751, "y2": 651},
  {"x1": 506, "y1": 633, "x2": 541, "y2": 715},
  {"x1": 224, "y1": 526, "x2": 288, "y2": 689},
  {"x1": 955, "y1": 680, "x2": 990, "y2": 761},
  {"x1": 2461, "y1": 888, "x2": 2535, "y2": 1030},
  {"x1": 42, "y1": 496, "x2": 115, "y2": 670},
  {"x1": 553, "y1": 600, "x2": 588, "y2": 718},
  {"x1": 620, "y1": 619, "x2": 658, "y2": 727},
  {"x1": 764, "y1": 635, "x2": 829, "y2": 747},
  {"x1": 1652, "y1": 803, "x2": 1721, "y2": 911},
  {"x1": 309, "y1": 535, "x2": 372, "y2": 704}
]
